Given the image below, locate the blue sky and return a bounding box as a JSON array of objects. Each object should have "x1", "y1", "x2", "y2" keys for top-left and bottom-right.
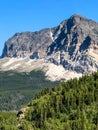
[{"x1": 0, "y1": 0, "x2": 98, "y2": 55}]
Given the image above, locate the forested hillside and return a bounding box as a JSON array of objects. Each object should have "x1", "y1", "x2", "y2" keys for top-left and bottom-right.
[
  {"x1": 18, "y1": 71, "x2": 98, "y2": 130},
  {"x1": 0, "y1": 70, "x2": 59, "y2": 110}
]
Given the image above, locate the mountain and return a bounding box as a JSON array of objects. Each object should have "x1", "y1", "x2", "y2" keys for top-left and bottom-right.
[
  {"x1": 1, "y1": 14, "x2": 98, "y2": 129},
  {"x1": 1, "y1": 14, "x2": 98, "y2": 81}
]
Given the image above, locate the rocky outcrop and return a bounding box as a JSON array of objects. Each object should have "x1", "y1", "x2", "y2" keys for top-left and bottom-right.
[{"x1": 1, "y1": 14, "x2": 98, "y2": 75}]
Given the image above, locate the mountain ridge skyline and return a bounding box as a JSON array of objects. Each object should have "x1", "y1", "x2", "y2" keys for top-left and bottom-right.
[
  {"x1": 1, "y1": 14, "x2": 98, "y2": 57},
  {"x1": 0, "y1": 0, "x2": 98, "y2": 55}
]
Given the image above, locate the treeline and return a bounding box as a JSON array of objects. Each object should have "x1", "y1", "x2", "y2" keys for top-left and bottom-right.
[{"x1": 18, "y1": 71, "x2": 98, "y2": 130}]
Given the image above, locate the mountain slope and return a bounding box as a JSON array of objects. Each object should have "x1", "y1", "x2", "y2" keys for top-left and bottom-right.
[
  {"x1": 1, "y1": 14, "x2": 98, "y2": 80},
  {"x1": 17, "y1": 71, "x2": 98, "y2": 130},
  {"x1": 0, "y1": 58, "x2": 82, "y2": 81},
  {"x1": 0, "y1": 70, "x2": 59, "y2": 110}
]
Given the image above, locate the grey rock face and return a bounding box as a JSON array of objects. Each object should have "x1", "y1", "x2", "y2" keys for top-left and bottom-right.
[
  {"x1": 2, "y1": 28, "x2": 56, "y2": 58},
  {"x1": 1, "y1": 14, "x2": 98, "y2": 74}
]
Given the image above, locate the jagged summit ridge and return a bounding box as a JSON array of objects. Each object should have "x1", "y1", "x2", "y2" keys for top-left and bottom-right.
[
  {"x1": 1, "y1": 14, "x2": 98, "y2": 80},
  {"x1": 2, "y1": 14, "x2": 98, "y2": 58}
]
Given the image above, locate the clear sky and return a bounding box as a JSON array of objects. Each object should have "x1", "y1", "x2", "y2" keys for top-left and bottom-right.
[{"x1": 0, "y1": 0, "x2": 98, "y2": 55}]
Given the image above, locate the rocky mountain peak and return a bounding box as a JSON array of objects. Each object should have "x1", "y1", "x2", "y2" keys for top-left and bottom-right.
[
  {"x1": 68, "y1": 14, "x2": 96, "y2": 24},
  {"x1": 68, "y1": 14, "x2": 83, "y2": 24},
  {"x1": 1, "y1": 14, "x2": 98, "y2": 78}
]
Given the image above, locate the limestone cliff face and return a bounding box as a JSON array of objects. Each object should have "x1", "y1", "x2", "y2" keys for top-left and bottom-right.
[{"x1": 1, "y1": 14, "x2": 98, "y2": 75}]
